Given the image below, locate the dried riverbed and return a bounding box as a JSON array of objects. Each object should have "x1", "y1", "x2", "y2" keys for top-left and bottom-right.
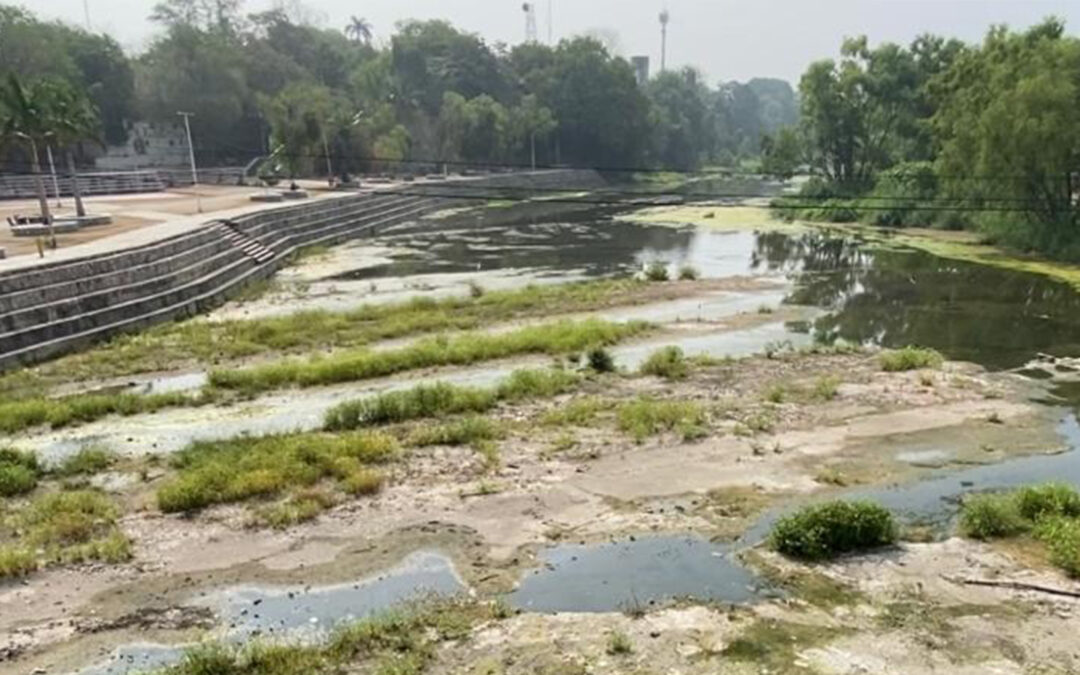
[{"x1": 5, "y1": 199, "x2": 1080, "y2": 674}]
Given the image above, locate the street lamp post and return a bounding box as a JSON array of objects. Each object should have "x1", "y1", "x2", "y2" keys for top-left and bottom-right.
[{"x1": 177, "y1": 111, "x2": 202, "y2": 213}]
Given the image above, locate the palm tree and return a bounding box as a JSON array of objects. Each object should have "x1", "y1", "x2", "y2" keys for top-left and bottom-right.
[
  {"x1": 345, "y1": 15, "x2": 373, "y2": 44},
  {"x1": 0, "y1": 73, "x2": 54, "y2": 242},
  {"x1": 44, "y1": 82, "x2": 101, "y2": 219}
]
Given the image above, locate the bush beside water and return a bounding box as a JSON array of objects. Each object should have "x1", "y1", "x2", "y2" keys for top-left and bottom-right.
[{"x1": 769, "y1": 500, "x2": 898, "y2": 561}]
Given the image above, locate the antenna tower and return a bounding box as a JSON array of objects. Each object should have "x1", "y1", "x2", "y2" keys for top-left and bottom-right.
[
  {"x1": 659, "y1": 8, "x2": 670, "y2": 71},
  {"x1": 523, "y1": 3, "x2": 538, "y2": 43}
]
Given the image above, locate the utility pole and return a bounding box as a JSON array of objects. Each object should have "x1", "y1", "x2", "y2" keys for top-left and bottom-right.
[
  {"x1": 177, "y1": 111, "x2": 202, "y2": 213},
  {"x1": 547, "y1": 0, "x2": 553, "y2": 44},
  {"x1": 322, "y1": 128, "x2": 334, "y2": 185},
  {"x1": 659, "y1": 8, "x2": 670, "y2": 72},
  {"x1": 523, "y1": 3, "x2": 538, "y2": 43},
  {"x1": 83, "y1": 0, "x2": 91, "y2": 30}
]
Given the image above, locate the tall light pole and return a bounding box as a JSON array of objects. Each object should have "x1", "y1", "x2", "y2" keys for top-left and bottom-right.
[
  {"x1": 83, "y1": 0, "x2": 91, "y2": 30},
  {"x1": 177, "y1": 111, "x2": 202, "y2": 213},
  {"x1": 659, "y1": 8, "x2": 670, "y2": 72}
]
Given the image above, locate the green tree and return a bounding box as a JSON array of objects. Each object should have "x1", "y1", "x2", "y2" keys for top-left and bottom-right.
[
  {"x1": 761, "y1": 126, "x2": 802, "y2": 180},
  {"x1": 933, "y1": 20, "x2": 1080, "y2": 252},
  {"x1": 508, "y1": 94, "x2": 557, "y2": 168},
  {"x1": 0, "y1": 73, "x2": 55, "y2": 238},
  {"x1": 646, "y1": 68, "x2": 717, "y2": 170},
  {"x1": 44, "y1": 81, "x2": 102, "y2": 218},
  {"x1": 260, "y1": 82, "x2": 333, "y2": 180}
]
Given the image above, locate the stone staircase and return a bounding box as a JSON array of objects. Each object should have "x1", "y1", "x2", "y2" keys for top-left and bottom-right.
[{"x1": 0, "y1": 192, "x2": 436, "y2": 371}]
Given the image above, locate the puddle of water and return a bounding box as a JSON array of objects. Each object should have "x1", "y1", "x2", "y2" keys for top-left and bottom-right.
[
  {"x1": 77, "y1": 551, "x2": 464, "y2": 675},
  {"x1": 208, "y1": 551, "x2": 464, "y2": 640},
  {"x1": 509, "y1": 535, "x2": 768, "y2": 613}
]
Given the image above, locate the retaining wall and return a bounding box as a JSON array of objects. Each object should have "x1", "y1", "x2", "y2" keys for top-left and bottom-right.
[{"x1": 0, "y1": 169, "x2": 602, "y2": 372}]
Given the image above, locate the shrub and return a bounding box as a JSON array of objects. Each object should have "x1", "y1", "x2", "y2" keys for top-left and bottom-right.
[
  {"x1": 677, "y1": 265, "x2": 700, "y2": 281},
  {"x1": 1034, "y1": 516, "x2": 1080, "y2": 578},
  {"x1": 606, "y1": 631, "x2": 633, "y2": 655},
  {"x1": 616, "y1": 397, "x2": 706, "y2": 442},
  {"x1": 879, "y1": 346, "x2": 944, "y2": 372},
  {"x1": 496, "y1": 368, "x2": 579, "y2": 401},
  {"x1": 958, "y1": 493, "x2": 1027, "y2": 540},
  {"x1": 769, "y1": 500, "x2": 897, "y2": 561},
  {"x1": 0, "y1": 448, "x2": 41, "y2": 497},
  {"x1": 639, "y1": 346, "x2": 689, "y2": 380},
  {"x1": 0, "y1": 546, "x2": 38, "y2": 577},
  {"x1": 541, "y1": 397, "x2": 608, "y2": 427},
  {"x1": 644, "y1": 261, "x2": 669, "y2": 281},
  {"x1": 812, "y1": 376, "x2": 841, "y2": 401},
  {"x1": 1015, "y1": 483, "x2": 1080, "y2": 522},
  {"x1": 587, "y1": 347, "x2": 616, "y2": 373}
]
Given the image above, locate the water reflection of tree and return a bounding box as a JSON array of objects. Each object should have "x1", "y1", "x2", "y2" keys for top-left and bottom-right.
[{"x1": 758, "y1": 232, "x2": 1080, "y2": 369}]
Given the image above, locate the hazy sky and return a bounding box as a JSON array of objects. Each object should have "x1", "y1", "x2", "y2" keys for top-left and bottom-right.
[{"x1": 29, "y1": 0, "x2": 1080, "y2": 83}]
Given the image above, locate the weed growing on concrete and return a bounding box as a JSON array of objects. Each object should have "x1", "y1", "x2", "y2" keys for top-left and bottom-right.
[
  {"x1": 541, "y1": 396, "x2": 609, "y2": 427},
  {"x1": 254, "y1": 489, "x2": 340, "y2": 529},
  {"x1": 0, "y1": 489, "x2": 132, "y2": 577},
  {"x1": 209, "y1": 319, "x2": 645, "y2": 394},
  {"x1": 879, "y1": 346, "x2": 944, "y2": 372},
  {"x1": 644, "y1": 261, "x2": 669, "y2": 281},
  {"x1": 587, "y1": 346, "x2": 617, "y2": 373},
  {"x1": 0, "y1": 447, "x2": 40, "y2": 497},
  {"x1": 156, "y1": 431, "x2": 398, "y2": 513},
  {"x1": 606, "y1": 631, "x2": 633, "y2": 655},
  {"x1": 0, "y1": 390, "x2": 213, "y2": 435},
  {"x1": 639, "y1": 346, "x2": 690, "y2": 380},
  {"x1": 677, "y1": 265, "x2": 700, "y2": 280},
  {"x1": 54, "y1": 446, "x2": 116, "y2": 477},
  {"x1": 325, "y1": 369, "x2": 580, "y2": 431},
  {"x1": 407, "y1": 417, "x2": 503, "y2": 447},
  {"x1": 812, "y1": 375, "x2": 841, "y2": 401},
  {"x1": 616, "y1": 397, "x2": 707, "y2": 442}
]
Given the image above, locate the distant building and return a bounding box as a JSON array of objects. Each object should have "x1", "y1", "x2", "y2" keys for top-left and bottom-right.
[
  {"x1": 95, "y1": 121, "x2": 189, "y2": 170},
  {"x1": 631, "y1": 56, "x2": 650, "y2": 86}
]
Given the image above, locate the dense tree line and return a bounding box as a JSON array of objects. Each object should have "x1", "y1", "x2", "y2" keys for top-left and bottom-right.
[
  {"x1": 782, "y1": 19, "x2": 1080, "y2": 258},
  {"x1": 0, "y1": 0, "x2": 796, "y2": 179}
]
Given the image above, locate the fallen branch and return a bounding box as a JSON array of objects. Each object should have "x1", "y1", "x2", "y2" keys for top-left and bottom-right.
[{"x1": 942, "y1": 575, "x2": 1080, "y2": 599}]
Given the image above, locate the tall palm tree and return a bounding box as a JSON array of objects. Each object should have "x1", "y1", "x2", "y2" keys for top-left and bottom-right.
[
  {"x1": 345, "y1": 16, "x2": 373, "y2": 44},
  {"x1": 0, "y1": 73, "x2": 54, "y2": 242},
  {"x1": 44, "y1": 82, "x2": 101, "y2": 219}
]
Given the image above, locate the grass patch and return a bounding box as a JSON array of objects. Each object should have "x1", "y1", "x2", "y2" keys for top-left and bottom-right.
[
  {"x1": 677, "y1": 265, "x2": 700, "y2": 280},
  {"x1": 0, "y1": 390, "x2": 211, "y2": 435},
  {"x1": 812, "y1": 375, "x2": 841, "y2": 401},
  {"x1": 638, "y1": 346, "x2": 690, "y2": 380},
  {"x1": 879, "y1": 346, "x2": 944, "y2": 372},
  {"x1": 156, "y1": 432, "x2": 398, "y2": 513},
  {"x1": 254, "y1": 489, "x2": 340, "y2": 529},
  {"x1": 644, "y1": 261, "x2": 669, "y2": 281},
  {"x1": 769, "y1": 500, "x2": 897, "y2": 561},
  {"x1": 0, "y1": 447, "x2": 41, "y2": 497},
  {"x1": 53, "y1": 446, "x2": 116, "y2": 477},
  {"x1": 541, "y1": 396, "x2": 610, "y2": 427},
  {"x1": 0, "y1": 279, "x2": 670, "y2": 400},
  {"x1": 208, "y1": 319, "x2": 646, "y2": 395},
  {"x1": 959, "y1": 483, "x2": 1080, "y2": 578},
  {"x1": 407, "y1": 417, "x2": 503, "y2": 447},
  {"x1": 616, "y1": 397, "x2": 707, "y2": 442},
  {"x1": 325, "y1": 369, "x2": 580, "y2": 431},
  {"x1": 722, "y1": 618, "x2": 848, "y2": 671},
  {"x1": 606, "y1": 631, "x2": 633, "y2": 655},
  {"x1": 0, "y1": 489, "x2": 131, "y2": 577}
]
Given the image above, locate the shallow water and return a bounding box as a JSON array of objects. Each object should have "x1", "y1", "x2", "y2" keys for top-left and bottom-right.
[
  {"x1": 510, "y1": 535, "x2": 768, "y2": 613},
  {"x1": 77, "y1": 551, "x2": 463, "y2": 675}
]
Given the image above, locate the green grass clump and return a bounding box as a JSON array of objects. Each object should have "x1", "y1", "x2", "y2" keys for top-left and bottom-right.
[
  {"x1": 0, "y1": 390, "x2": 210, "y2": 435},
  {"x1": 541, "y1": 397, "x2": 609, "y2": 427},
  {"x1": 879, "y1": 346, "x2": 944, "y2": 372},
  {"x1": 325, "y1": 383, "x2": 498, "y2": 430},
  {"x1": 639, "y1": 346, "x2": 690, "y2": 380},
  {"x1": 0, "y1": 490, "x2": 132, "y2": 577},
  {"x1": 769, "y1": 500, "x2": 897, "y2": 561},
  {"x1": 959, "y1": 493, "x2": 1028, "y2": 540},
  {"x1": 586, "y1": 346, "x2": 617, "y2": 373},
  {"x1": 677, "y1": 265, "x2": 700, "y2": 281},
  {"x1": 616, "y1": 397, "x2": 707, "y2": 442},
  {"x1": 812, "y1": 375, "x2": 841, "y2": 401},
  {"x1": 606, "y1": 631, "x2": 633, "y2": 655},
  {"x1": 644, "y1": 261, "x2": 669, "y2": 281},
  {"x1": 54, "y1": 446, "x2": 116, "y2": 477},
  {"x1": 407, "y1": 417, "x2": 503, "y2": 447},
  {"x1": 254, "y1": 489, "x2": 340, "y2": 529},
  {"x1": 326, "y1": 369, "x2": 580, "y2": 431},
  {"x1": 958, "y1": 483, "x2": 1080, "y2": 577},
  {"x1": 0, "y1": 448, "x2": 41, "y2": 497},
  {"x1": 208, "y1": 319, "x2": 647, "y2": 395},
  {"x1": 156, "y1": 432, "x2": 398, "y2": 513},
  {"x1": 341, "y1": 468, "x2": 385, "y2": 496}
]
